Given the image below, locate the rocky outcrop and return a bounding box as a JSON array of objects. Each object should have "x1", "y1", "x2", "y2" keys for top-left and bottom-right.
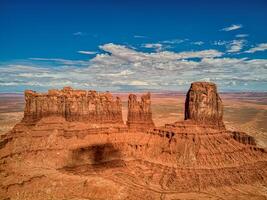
[
  {"x1": 230, "y1": 131, "x2": 257, "y2": 145},
  {"x1": 184, "y1": 82, "x2": 224, "y2": 128},
  {"x1": 1, "y1": 82, "x2": 267, "y2": 199},
  {"x1": 126, "y1": 93, "x2": 155, "y2": 131},
  {"x1": 23, "y1": 87, "x2": 123, "y2": 124}
]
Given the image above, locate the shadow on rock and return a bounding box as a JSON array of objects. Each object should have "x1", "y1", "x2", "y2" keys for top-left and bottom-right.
[{"x1": 62, "y1": 143, "x2": 125, "y2": 174}]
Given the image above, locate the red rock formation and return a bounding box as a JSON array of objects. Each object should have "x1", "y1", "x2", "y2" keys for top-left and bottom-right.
[
  {"x1": 23, "y1": 87, "x2": 123, "y2": 124},
  {"x1": 231, "y1": 131, "x2": 257, "y2": 145},
  {"x1": 126, "y1": 93, "x2": 155, "y2": 131},
  {"x1": 1, "y1": 82, "x2": 267, "y2": 199},
  {"x1": 184, "y1": 82, "x2": 224, "y2": 128}
]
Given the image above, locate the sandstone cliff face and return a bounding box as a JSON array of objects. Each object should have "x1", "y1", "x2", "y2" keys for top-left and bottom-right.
[
  {"x1": 126, "y1": 93, "x2": 155, "y2": 131},
  {"x1": 1, "y1": 82, "x2": 267, "y2": 199},
  {"x1": 184, "y1": 82, "x2": 224, "y2": 127},
  {"x1": 23, "y1": 87, "x2": 123, "y2": 124}
]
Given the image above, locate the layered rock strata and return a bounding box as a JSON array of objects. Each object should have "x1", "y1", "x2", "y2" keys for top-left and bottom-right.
[
  {"x1": 0, "y1": 82, "x2": 267, "y2": 200},
  {"x1": 23, "y1": 87, "x2": 123, "y2": 124},
  {"x1": 126, "y1": 93, "x2": 155, "y2": 131},
  {"x1": 185, "y1": 82, "x2": 224, "y2": 128}
]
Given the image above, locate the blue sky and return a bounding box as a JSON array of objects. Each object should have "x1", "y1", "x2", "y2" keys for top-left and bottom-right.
[{"x1": 0, "y1": 0, "x2": 267, "y2": 92}]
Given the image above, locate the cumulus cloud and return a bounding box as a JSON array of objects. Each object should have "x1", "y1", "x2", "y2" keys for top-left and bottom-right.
[
  {"x1": 226, "y1": 40, "x2": 246, "y2": 53},
  {"x1": 100, "y1": 43, "x2": 223, "y2": 61},
  {"x1": 245, "y1": 43, "x2": 267, "y2": 53},
  {"x1": 213, "y1": 40, "x2": 246, "y2": 53},
  {"x1": 213, "y1": 41, "x2": 228, "y2": 46},
  {"x1": 1, "y1": 43, "x2": 266, "y2": 92},
  {"x1": 103, "y1": 69, "x2": 134, "y2": 77},
  {"x1": 221, "y1": 24, "x2": 242, "y2": 31},
  {"x1": 191, "y1": 41, "x2": 204, "y2": 45},
  {"x1": 77, "y1": 51, "x2": 97, "y2": 55},
  {"x1": 129, "y1": 80, "x2": 149, "y2": 86},
  {"x1": 143, "y1": 43, "x2": 163, "y2": 52}
]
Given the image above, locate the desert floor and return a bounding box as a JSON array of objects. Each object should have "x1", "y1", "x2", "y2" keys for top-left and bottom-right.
[{"x1": 1, "y1": 92, "x2": 267, "y2": 148}]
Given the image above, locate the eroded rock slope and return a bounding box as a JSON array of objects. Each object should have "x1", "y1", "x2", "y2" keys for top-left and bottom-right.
[{"x1": 0, "y1": 82, "x2": 266, "y2": 200}]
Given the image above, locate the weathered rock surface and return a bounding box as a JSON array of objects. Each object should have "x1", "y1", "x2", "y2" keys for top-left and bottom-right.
[
  {"x1": 185, "y1": 82, "x2": 224, "y2": 127},
  {"x1": 0, "y1": 82, "x2": 267, "y2": 200},
  {"x1": 126, "y1": 93, "x2": 155, "y2": 131},
  {"x1": 230, "y1": 131, "x2": 257, "y2": 145},
  {"x1": 23, "y1": 87, "x2": 123, "y2": 124}
]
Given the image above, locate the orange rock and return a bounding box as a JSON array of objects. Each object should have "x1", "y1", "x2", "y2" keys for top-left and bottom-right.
[
  {"x1": 23, "y1": 87, "x2": 123, "y2": 124},
  {"x1": 1, "y1": 82, "x2": 267, "y2": 199},
  {"x1": 184, "y1": 82, "x2": 224, "y2": 128},
  {"x1": 126, "y1": 93, "x2": 155, "y2": 131}
]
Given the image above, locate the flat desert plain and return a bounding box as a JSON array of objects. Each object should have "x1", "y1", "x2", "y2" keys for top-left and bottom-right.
[{"x1": 0, "y1": 92, "x2": 267, "y2": 148}]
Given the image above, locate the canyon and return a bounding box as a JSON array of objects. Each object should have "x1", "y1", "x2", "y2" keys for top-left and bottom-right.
[{"x1": 0, "y1": 82, "x2": 266, "y2": 200}]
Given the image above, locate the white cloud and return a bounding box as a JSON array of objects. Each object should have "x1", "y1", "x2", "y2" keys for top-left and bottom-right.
[
  {"x1": 0, "y1": 64, "x2": 49, "y2": 73},
  {"x1": 101, "y1": 43, "x2": 223, "y2": 60},
  {"x1": 129, "y1": 80, "x2": 149, "y2": 86},
  {"x1": 77, "y1": 51, "x2": 97, "y2": 55},
  {"x1": 227, "y1": 40, "x2": 246, "y2": 53},
  {"x1": 102, "y1": 70, "x2": 134, "y2": 77},
  {"x1": 191, "y1": 41, "x2": 204, "y2": 45},
  {"x1": 167, "y1": 49, "x2": 223, "y2": 59},
  {"x1": 213, "y1": 39, "x2": 246, "y2": 53},
  {"x1": 73, "y1": 32, "x2": 86, "y2": 36},
  {"x1": 221, "y1": 24, "x2": 242, "y2": 31},
  {"x1": 213, "y1": 41, "x2": 228, "y2": 46},
  {"x1": 1, "y1": 43, "x2": 267, "y2": 92},
  {"x1": 245, "y1": 43, "x2": 267, "y2": 53},
  {"x1": 143, "y1": 43, "x2": 163, "y2": 52},
  {"x1": 161, "y1": 39, "x2": 187, "y2": 44},
  {"x1": 236, "y1": 34, "x2": 249, "y2": 38},
  {"x1": 29, "y1": 58, "x2": 88, "y2": 66}
]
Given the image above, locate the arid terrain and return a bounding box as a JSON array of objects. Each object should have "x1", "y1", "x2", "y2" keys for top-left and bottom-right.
[
  {"x1": 1, "y1": 0, "x2": 266, "y2": 199},
  {"x1": 0, "y1": 83, "x2": 267, "y2": 200},
  {"x1": 1, "y1": 92, "x2": 267, "y2": 147}
]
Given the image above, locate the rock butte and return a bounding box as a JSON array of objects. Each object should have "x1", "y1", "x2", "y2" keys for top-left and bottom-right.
[
  {"x1": 0, "y1": 82, "x2": 266, "y2": 200},
  {"x1": 185, "y1": 82, "x2": 224, "y2": 128},
  {"x1": 23, "y1": 86, "x2": 123, "y2": 124},
  {"x1": 127, "y1": 93, "x2": 155, "y2": 131}
]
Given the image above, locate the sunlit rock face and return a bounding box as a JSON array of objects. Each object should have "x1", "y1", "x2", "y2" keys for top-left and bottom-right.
[
  {"x1": 23, "y1": 86, "x2": 123, "y2": 124},
  {"x1": 126, "y1": 93, "x2": 155, "y2": 131},
  {"x1": 184, "y1": 82, "x2": 224, "y2": 128},
  {"x1": 1, "y1": 82, "x2": 267, "y2": 200}
]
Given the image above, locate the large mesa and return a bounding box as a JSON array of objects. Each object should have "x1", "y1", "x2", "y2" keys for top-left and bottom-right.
[{"x1": 23, "y1": 86, "x2": 123, "y2": 124}]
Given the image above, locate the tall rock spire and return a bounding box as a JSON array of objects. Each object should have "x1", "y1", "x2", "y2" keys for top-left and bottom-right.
[
  {"x1": 184, "y1": 82, "x2": 224, "y2": 127},
  {"x1": 127, "y1": 93, "x2": 155, "y2": 131}
]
